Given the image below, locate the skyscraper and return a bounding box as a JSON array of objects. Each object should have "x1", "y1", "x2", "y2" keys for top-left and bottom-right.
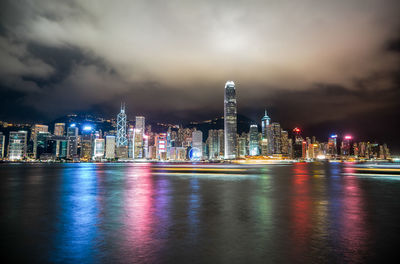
[
  {"x1": 192, "y1": 130, "x2": 203, "y2": 159},
  {"x1": 281, "y1": 130, "x2": 289, "y2": 156},
  {"x1": 134, "y1": 116, "x2": 145, "y2": 158},
  {"x1": 116, "y1": 103, "x2": 128, "y2": 147},
  {"x1": 272, "y1": 122, "x2": 281, "y2": 154},
  {"x1": 105, "y1": 135, "x2": 116, "y2": 159},
  {"x1": 261, "y1": 110, "x2": 274, "y2": 155},
  {"x1": 31, "y1": 124, "x2": 48, "y2": 141},
  {"x1": 249, "y1": 124, "x2": 259, "y2": 156},
  {"x1": 0, "y1": 132, "x2": 5, "y2": 159},
  {"x1": 261, "y1": 110, "x2": 271, "y2": 139},
  {"x1": 54, "y1": 123, "x2": 65, "y2": 136},
  {"x1": 8, "y1": 131, "x2": 28, "y2": 161},
  {"x1": 224, "y1": 81, "x2": 237, "y2": 159},
  {"x1": 93, "y1": 138, "x2": 105, "y2": 160}
]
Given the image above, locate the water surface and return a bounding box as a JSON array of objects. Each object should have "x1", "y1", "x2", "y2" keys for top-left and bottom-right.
[{"x1": 0, "y1": 163, "x2": 399, "y2": 263}]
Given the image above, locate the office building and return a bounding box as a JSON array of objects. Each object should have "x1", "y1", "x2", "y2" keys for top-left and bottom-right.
[
  {"x1": 0, "y1": 132, "x2": 5, "y2": 159},
  {"x1": 105, "y1": 135, "x2": 116, "y2": 159},
  {"x1": 192, "y1": 130, "x2": 203, "y2": 159},
  {"x1": 54, "y1": 123, "x2": 65, "y2": 136},
  {"x1": 8, "y1": 131, "x2": 28, "y2": 161},
  {"x1": 224, "y1": 81, "x2": 237, "y2": 159},
  {"x1": 134, "y1": 116, "x2": 145, "y2": 158},
  {"x1": 116, "y1": 103, "x2": 128, "y2": 147},
  {"x1": 249, "y1": 124, "x2": 259, "y2": 156},
  {"x1": 93, "y1": 138, "x2": 105, "y2": 160}
]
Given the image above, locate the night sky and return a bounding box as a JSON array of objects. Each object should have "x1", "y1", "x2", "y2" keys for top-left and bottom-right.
[{"x1": 0, "y1": 1, "x2": 400, "y2": 152}]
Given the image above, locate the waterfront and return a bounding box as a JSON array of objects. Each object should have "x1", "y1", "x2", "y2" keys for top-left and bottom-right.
[{"x1": 1, "y1": 163, "x2": 399, "y2": 263}]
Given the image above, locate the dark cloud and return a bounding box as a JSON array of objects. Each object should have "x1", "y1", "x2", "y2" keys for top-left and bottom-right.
[{"x1": 0, "y1": 0, "x2": 400, "y2": 152}]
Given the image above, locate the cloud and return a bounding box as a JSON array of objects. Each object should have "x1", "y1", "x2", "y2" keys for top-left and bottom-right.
[{"x1": 0, "y1": 0, "x2": 399, "y2": 123}]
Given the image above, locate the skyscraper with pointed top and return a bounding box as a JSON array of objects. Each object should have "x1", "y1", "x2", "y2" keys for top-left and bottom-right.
[
  {"x1": 261, "y1": 110, "x2": 271, "y2": 139},
  {"x1": 116, "y1": 103, "x2": 128, "y2": 147},
  {"x1": 224, "y1": 81, "x2": 237, "y2": 159}
]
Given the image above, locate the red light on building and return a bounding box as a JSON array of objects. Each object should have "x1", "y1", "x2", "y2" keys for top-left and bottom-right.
[
  {"x1": 344, "y1": 135, "x2": 352, "y2": 140},
  {"x1": 293, "y1": 127, "x2": 301, "y2": 133}
]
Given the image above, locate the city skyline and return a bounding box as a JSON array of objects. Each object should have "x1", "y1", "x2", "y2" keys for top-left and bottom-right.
[{"x1": 0, "y1": 79, "x2": 394, "y2": 161}]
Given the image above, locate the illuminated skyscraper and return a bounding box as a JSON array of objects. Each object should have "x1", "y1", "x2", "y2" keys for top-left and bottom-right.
[
  {"x1": 0, "y1": 132, "x2": 5, "y2": 159},
  {"x1": 341, "y1": 135, "x2": 352, "y2": 156},
  {"x1": 116, "y1": 103, "x2": 128, "y2": 147},
  {"x1": 32, "y1": 124, "x2": 49, "y2": 158},
  {"x1": 54, "y1": 123, "x2": 65, "y2": 136},
  {"x1": 192, "y1": 130, "x2": 203, "y2": 159},
  {"x1": 156, "y1": 133, "x2": 167, "y2": 160},
  {"x1": 261, "y1": 110, "x2": 271, "y2": 139},
  {"x1": 31, "y1": 124, "x2": 48, "y2": 141},
  {"x1": 66, "y1": 124, "x2": 78, "y2": 160},
  {"x1": 35, "y1": 131, "x2": 51, "y2": 159},
  {"x1": 207, "y1": 129, "x2": 219, "y2": 160},
  {"x1": 249, "y1": 124, "x2": 259, "y2": 156},
  {"x1": 272, "y1": 122, "x2": 281, "y2": 154},
  {"x1": 328, "y1": 135, "x2": 338, "y2": 157},
  {"x1": 261, "y1": 110, "x2": 273, "y2": 155},
  {"x1": 281, "y1": 130, "x2": 289, "y2": 156},
  {"x1": 105, "y1": 135, "x2": 116, "y2": 159},
  {"x1": 93, "y1": 138, "x2": 105, "y2": 160},
  {"x1": 134, "y1": 116, "x2": 145, "y2": 158},
  {"x1": 224, "y1": 81, "x2": 237, "y2": 159},
  {"x1": 8, "y1": 131, "x2": 28, "y2": 161}
]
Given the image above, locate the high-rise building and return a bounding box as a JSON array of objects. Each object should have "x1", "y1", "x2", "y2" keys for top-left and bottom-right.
[
  {"x1": 281, "y1": 130, "x2": 289, "y2": 156},
  {"x1": 261, "y1": 110, "x2": 271, "y2": 139},
  {"x1": 67, "y1": 124, "x2": 78, "y2": 137},
  {"x1": 80, "y1": 127, "x2": 93, "y2": 161},
  {"x1": 207, "y1": 129, "x2": 219, "y2": 160},
  {"x1": 31, "y1": 124, "x2": 48, "y2": 141},
  {"x1": 0, "y1": 132, "x2": 5, "y2": 159},
  {"x1": 35, "y1": 131, "x2": 51, "y2": 159},
  {"x1": 116, "y1": 103, "x2": 128, "y2": 147},
  {"x1": 156, "y1": 133, "x2": 167, "y2": 160},
  {"x1": 327, "y1": 135, "x2": 338, "y2": 157},
  {"x1": 105, "y1": 136, "x2": 116, "y2": 159},
  {"x1": 292, "y1": 127, "x2": 303, "y2": 159},
  {"x1": 249, "y1": 124, "x2": 259, "y2": 156},
  {"x1": 237, "y1": 133, "x2": 247, "y2": 157},
  {"x1": 272, "y1": 122, "x2": 281, "y2": 154},
  {"x1": 192, "y1": 130, "x2": 203, "y2": 159},
  {"x1": 93, "y1": 138, "x2": 105, "y2": 160},
  {"x1": 8, "y1": 131, "x2": 28, "y2": 161},
  {"x1": 341, "y1": 135, "x2": 352, "y2": 156},
  {"x1": 54, "y1": 123, "x2": 65, "y2": 136},
  {"x1": 66, "y1": 124, "x2": 78, "y2": 160},
  {"x1": 128, "y1": 128, "x2": 134, "y2": 159},
  {"x1": 224, "y1": 81, "x2": 237, "y2": 159},
  {"x1": 134, "y1": 116, "x2": 145, "y2": 158},
  {"x1": 32, "y1": 124, "x2": 49, "y2": 158}
]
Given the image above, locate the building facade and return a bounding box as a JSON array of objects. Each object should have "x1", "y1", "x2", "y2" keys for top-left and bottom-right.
[{"x1": 224, "y1": 81, "x2": 237, "y2": 159}]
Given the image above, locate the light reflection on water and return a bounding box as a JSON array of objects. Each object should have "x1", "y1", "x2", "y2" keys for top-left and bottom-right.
[{"x1": 1, "y1": 162, "x2": 400, "y2": 263}]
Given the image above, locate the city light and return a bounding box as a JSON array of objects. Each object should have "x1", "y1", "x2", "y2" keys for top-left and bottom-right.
[
  {"x1": 293, "y1": 127, "x2": 301, "y2": 133},
  {"x1": 330, "y1": 134, "x2": 338, "y2": 138},
  {"x1": 83, "y1": 125, "x2": 93, "y2": 131},
  {"x1": 344, "y1": 135, "x2": 352, "y2": 140},
  {"x1": 70, "y1": 123, "x2": 76, "y2": 127}
]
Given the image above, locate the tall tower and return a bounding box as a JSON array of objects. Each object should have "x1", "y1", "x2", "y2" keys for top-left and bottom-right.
[
  {"x1": 249, "y1": 124, "x2": 259, "y2": 156},
  {"x1": 116, "y1": 103, "x2": 128, "y2": 147},
  {"x1": 261, "y1": 110, "x2": 271, "y2": 139},
  {"x1": 224, "y1": 81, "x2": 237, "y2": 159},
  {"x1": 134, "y1": 116, "x2": 145, "y2": 158}
]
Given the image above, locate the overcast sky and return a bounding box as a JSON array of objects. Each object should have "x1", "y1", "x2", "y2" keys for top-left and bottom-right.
[{"x1": 0, "y1": 0, "x2": 399, "y2": 150}]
